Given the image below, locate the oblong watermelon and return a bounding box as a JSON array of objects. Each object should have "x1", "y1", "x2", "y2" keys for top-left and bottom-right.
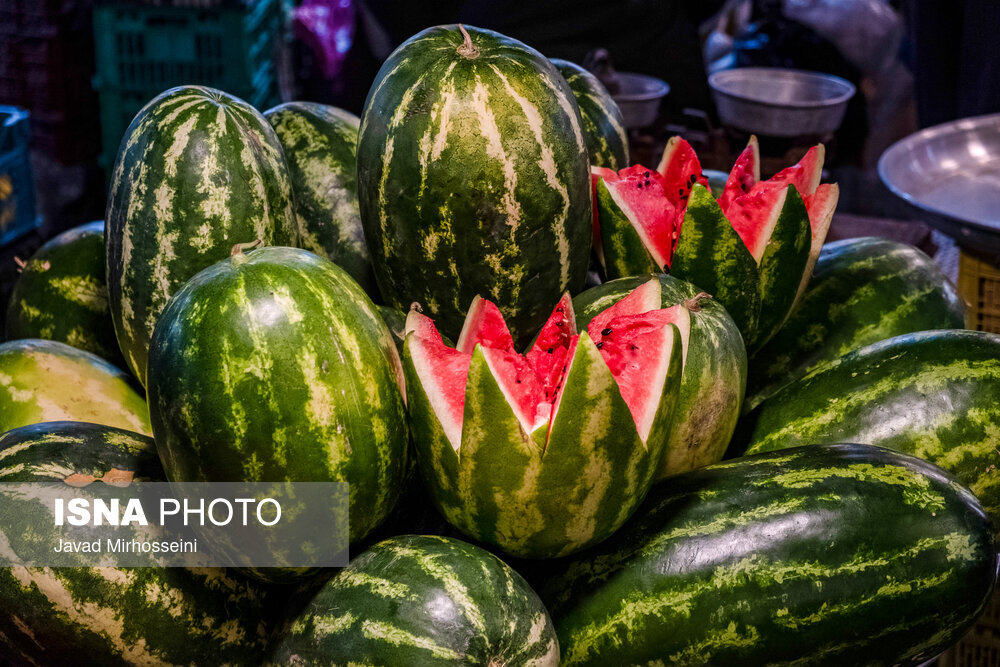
[
  {"x1": 0, "y1": 421, "x2": 284, "y2": 666},
  {"x1": 551, "y1": 58, "x2": 628, "y2": 170},
  {"x1": 573, "y1": 274, "x2": 747, "y2": 478},
  {"x1": 358, "y1": 24, "x2": 592, "y2": 345},
  {"x1": 540, "y1": 444, "x2": 997, "y2": 666},
  {"x1": 106, "y1": 85, "x2": 299, "y2": 386},
  {"x1": 270, "y1": 534, "x2": 559, "y2": 666},
  {"x1": 264, "y1": 101, "x2": 378, "y2": 298},
  {"x1": 0, "y1": 339, "x2": 150, "y2": 435},
  {"x1": 747, "y1": 237, "x2": 966, "y2": 411},
  {"x1": 5, "y1": 221, "x2": 123, "y2": 366},
  {"x1": 744, "y1": 330, "x2": 1000, "y2": 519},
  {"x1": 147, "y1": 245, "x2": 408, "y2": 550}
]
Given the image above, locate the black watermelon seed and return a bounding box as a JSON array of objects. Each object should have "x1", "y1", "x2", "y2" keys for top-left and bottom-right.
[
  {"x1": 637, "y1": 183, "x2": 643, "y2": 189},
  {"x1": 601, "y1": 327, "x2": 612, "y2": 336},
  {"x1": 595, "y1": 342, "x2": 604, "y2": 350},
  {"x1": 644, "y1": 171, "x2": 650, "y2": 177},
  {"x1": 547, "y1": 348, "x2": 554, "y2": 354}
]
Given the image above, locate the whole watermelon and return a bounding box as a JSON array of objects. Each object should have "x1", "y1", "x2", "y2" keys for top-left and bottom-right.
[
  {"x1": 551, "y1": 58, "x2": 628, "y2": 170},
  {"x1": 5, "y1": 221, "x2": 123, "y2": 366},
  {"x1": 357, "y1": 24, "x2": 592, "y2": 345},
  {"x1": 106, "y1": 85, "x2": 298, "y2": 386},
  {"x1": 0, "y1": 339, "x2": 150, "y2": 435},
  {"x1": 0, "y1": 421, "x2": 285, "y2": 666},
  {"x1": 269, "y1": 535, "x2": 559, "y2": 666},
  {"x1": 147, "y1": 245, "x2": 408, "y2": 551},
  {"x1": 264, "y1": 101, "x2": 377, "y2": 298}
]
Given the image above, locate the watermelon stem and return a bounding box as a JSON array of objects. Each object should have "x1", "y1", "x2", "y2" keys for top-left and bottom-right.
[
  {"x1": 230, "y1": 239, "x2": 263, "y2": 259},
  {"x1": 682, "y1": 292, "x2": 712, "y2": 312},
  {"x1": 456, "y1": 24, "x2": 480, "y2": 59}
]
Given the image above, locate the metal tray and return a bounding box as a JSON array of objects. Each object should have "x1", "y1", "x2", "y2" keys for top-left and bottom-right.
[{"x1": 879, "y1": 113, "x2": 1000, "y2": 254}]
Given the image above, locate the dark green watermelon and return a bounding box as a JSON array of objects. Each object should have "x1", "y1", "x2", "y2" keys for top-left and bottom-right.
[
  {"x1": 540, "y1": 444, "x2": 997, "y2": 666},
  {"x1": 551, "y1": 58, "x2": 628, "y2": 170}
]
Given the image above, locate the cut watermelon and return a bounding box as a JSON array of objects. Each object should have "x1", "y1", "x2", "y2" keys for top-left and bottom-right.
[
  {"x1": 405, "y1": 311, "x2": 471, "y2": 449},
  {"x1": 719, "y1": 136, "x2": 760, "y2": 211},
  {"x1": 599, "y1": 165, "x2": 677, "y2": 269}
]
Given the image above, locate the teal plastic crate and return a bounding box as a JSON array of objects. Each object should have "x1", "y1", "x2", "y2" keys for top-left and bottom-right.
[{"x1": 0, "y1": 106, "x2": 40, "y2": 247}]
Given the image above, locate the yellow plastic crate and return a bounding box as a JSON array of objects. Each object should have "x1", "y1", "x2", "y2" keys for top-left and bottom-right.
[{"x1": 958, "y1": 250, "x2": 1000, "y2": 334}]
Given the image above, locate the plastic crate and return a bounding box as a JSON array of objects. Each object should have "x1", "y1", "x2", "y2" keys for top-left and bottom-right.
[
  {"x1": 957, "y1": 249, "x2": 1000, "y2": 334},
  {"x1": 0, "y1": 107, "x2": 41, "y2": 247}
]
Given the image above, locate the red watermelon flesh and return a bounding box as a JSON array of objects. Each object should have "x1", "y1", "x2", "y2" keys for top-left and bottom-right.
[
  {"x1": 525, "y1": 294, "x2": 576, "y2": 403},
  {"x1": 719, "y1": 136, "x2": 760, "y2": 211},
  {"x1": 591, "y1": 166, "x2": 616, "y2": 261},
  {"x1": 764, "y1": 144, "x2": 824, "y2": 198},
  {"x1": 805, "y1": 182, "x2": 839, "y2": 238},
  {"x1": 601, "y1": 165, "x2": 678, "y2": 269},
  {"x1": 457, "y1": 297, "x2": 515, "y2": 354},
  {"x1": 586, "y1": 277, "x2": 662, "y2": 339}
]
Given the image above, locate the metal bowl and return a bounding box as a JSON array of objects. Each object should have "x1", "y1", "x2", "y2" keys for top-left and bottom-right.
[
  {"x1": 611, "y1": 72, "x2": 670, "y2": 129},
  {"x1": 879, "y1": 112, "x2": 1000, "y2": 254},
  {"x1": 709, "y1": 67, "x2": 855, "y2": 137}
]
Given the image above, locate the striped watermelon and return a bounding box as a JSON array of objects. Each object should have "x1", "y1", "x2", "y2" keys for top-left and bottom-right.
[
  {"x1": 5, "y1": 221, "x2": 123, "y2": 366},
  {"x1": 551, "y1": 58, "x2": 628, "y2": 170},
  {"x1": 0, "y1": 339, "x2": 150, "y2": 435},
  {"x1": 264, "y1": 101, "x2": 378, "y2": 298},
  {"x1": 147, "y1": 245, "x2": 408, "y2": 551},
  {"x1": 573, "y1": 274, "x2": 747, "y2": 478},
  {"x1": 106, "y1": 85, "x2": 299, "y2": 386},
  {"x1": 539, "y1": 444, "x2": 997, "y2": 666},
  {"x1": 743, "y1": 330, "x2": 1000, "y2": 519},
  {"x1": 357, "y1": 24, "x2": 592, "y2": 345},
  {"x1": 403, "y1": 281, "x2": 683, "y2": 558},
  {"x1": 270, "y1": 535, "x2": 559, "y2": 665},
  {"x1": 747, "y1": 237, "x2": 966, "y2": 411},
  {"x1": 0, "y1": 421, "x2": 285, "y2": 666}
]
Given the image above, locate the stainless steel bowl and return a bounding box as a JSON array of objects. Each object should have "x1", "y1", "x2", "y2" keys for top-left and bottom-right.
[
  {"x1": 879, "y1": 112, "x2": 1000, "y2": 253},
  {"x1": 611, "y1": 72, "x2": 670, "y2": 129},
  {"x1": 709, "y1": 67, "x2": 855, "y2": 137}
]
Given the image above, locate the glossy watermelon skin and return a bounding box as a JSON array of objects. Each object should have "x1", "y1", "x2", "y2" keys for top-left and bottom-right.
[
  {"x1": 0, "y1": 421, "x2": 284, "y2": 666},
  {"x1": 0, "y1": 339, "x2": 150, "y2": 436},
  {"x1": 573, "y1": 274, "x2": 747, "y2": 478},
  {"x1": 106, "y1": 85, "x2": 299, "y2": 386},
  {"x1": 551, "y1": 58, "x2": 628, "y2": 170},
  {"x1": 5, "y1": 221, "x2": 124, "y2": 367},
  {"x1": 744, "y1": 330, "x2": 1000, "y2": 519},
  {"x1": 269, "y1": 535, "x2": 559, "y2": 666},
  {"x1": 746, "y1": 237, "x2": 967, "y2": 412},
  {"x1": 147, "y1": 246, "x2": 408, "y2": 549},
  {"x1": 357, "y1": 24, "x2": 591, "y2": 345},
  {"x1": 264, "y1": 101, "x2": 378, "y2": 298},
  {"x1": 540, "y1": 444, "x2": 997, "y2": 666}
]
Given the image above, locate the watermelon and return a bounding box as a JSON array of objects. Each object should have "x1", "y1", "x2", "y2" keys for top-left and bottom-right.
[
  {"x1": 264, "y1": 101, "x2": 378, "y2": 298},
  {"x1": 146, "y1": 245, "x2": 408, "y2": 552},
  {"x1": 551, "y1": 58, "x2": 629, "y2": 170},
  {"x1": 539, "y1": 444, "x2": 997, "y2": 666},
  {"x1": 747, "y1": 237, "x2": 967, "y2": 412},
  {"x1": 5, "y1": 221, "x2": 124, "y2": 366},
  {"x1": 269, "y1": 535, "x2": 559, "y2": 666},
  {"x1": 357, "y1": 24, "x2": 592, "y2": 345},
  {"x1": 106, "y1": 85, "x2": 299, "y2": 386},
  {"x1": 743, "y1": 330, "x2": 1000, "y2": 519},
  {"x1": 403, "y1": 280, "x2": 684, "y2": 558},
  {"x1": 0, "y1": 421, "x2": 285, "y2": 666},
  {"x1": 595, "y1": 137, "x2": 839, "y2": 348},
  {"x1": 574, "y1": 274, "x2": 747, "y2": 478},
  {"x1": 0, "y1": 339, "x2": 150, "y2": 435}
]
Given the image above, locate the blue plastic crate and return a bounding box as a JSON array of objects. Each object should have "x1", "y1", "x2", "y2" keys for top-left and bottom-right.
[{"x1": 0, "y1": 107, "x2": 40, "y2": 247}]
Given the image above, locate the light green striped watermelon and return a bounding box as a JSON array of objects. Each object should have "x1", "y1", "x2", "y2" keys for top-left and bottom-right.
[
  {"x1": 269, "y1": 535, "x2": 559, "y2": 666},
  {"x1": 0, "y1": 339, "x2": 150, "y2": 435},
  {"x1": 0, "y1": 421, "x2": 286, "y2": 666},
  {"x1": 403, "y1": 280, "x2": 683, "y2": 558},
  {"x1": 5, "y1": 221, "x2": 124, "y2": 366},
  {"x1": 539, "y1": 444, "x2": 997, "y2": 666},
  {"x1": 264, "y1": 101, "x2": 378, "y2": 298},
  {"x1": 746, "y1": 236, "x2": 966, "y2": 411},
  {"x1": 551, "y1": 58, "x2": 628, "y2": 170},
  {"x1": 358, "y1": 24, "x2": 592, "y2": 345},
  {"x1": 147, "y1": 245, "x2": 408, "y2": 554},
  {"x1": 743, "y1": 329, "x2": 1000, "y2": 519},
  {"x1": 106, "y1": 85, "x2": 299, "y2": 386},
  {"x1": 573, "y1": 274, "x2": 747, "y2": 478}
]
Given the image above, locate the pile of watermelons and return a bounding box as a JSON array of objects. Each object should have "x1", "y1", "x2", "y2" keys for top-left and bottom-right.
[{"x1": 1, "y1": 24, "x2": 997, "y2": 666}]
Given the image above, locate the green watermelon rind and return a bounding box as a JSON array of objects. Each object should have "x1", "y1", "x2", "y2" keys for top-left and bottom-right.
[{"x1": 551, "y1": 58, "x2": 629, "y2": 171}]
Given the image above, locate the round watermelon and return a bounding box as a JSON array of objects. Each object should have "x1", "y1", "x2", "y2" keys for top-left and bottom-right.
[
  {"x1": 264, "y1": 101, "x2": 378, "y2": 298},
  {"x1": 357, "y1": 24, "x2": 592, "y2": 345},
  {"x1": 147, "y1": 245, "x2": 408, "y2": 550},
  {"x1": 5, "y1": 221, "x2": 123, "y2": 366},
  {"x1": 0, "y1": 421, "x2": 284, "y2": 666},
  {"x1": 0, "y1": 339, "x2": 150, "y2": 435},
  {"x1": 574, "y1": 274, "x2": 747, "y2": 478},
  {"x1": 270, "y1": 535, "x2": 559, "y2": 666},
  {"x1": 106, "y1": 85, "x2": 299, "y2": 386},
  {"x1": 551, "y1": 58, "x2": 628, "y2": 170}
]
